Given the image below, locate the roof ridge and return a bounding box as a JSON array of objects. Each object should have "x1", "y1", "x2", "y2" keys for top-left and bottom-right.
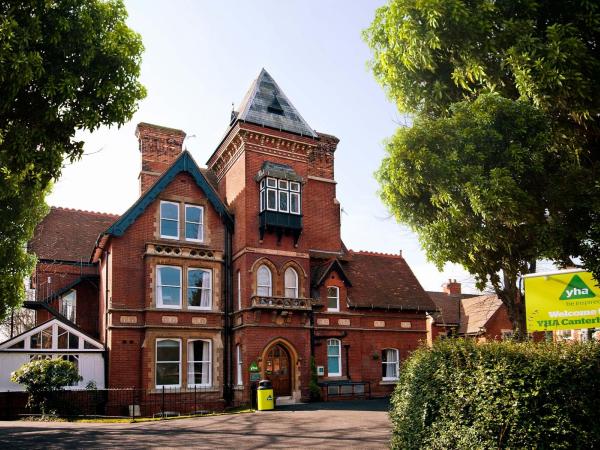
[
  {"x1": 51, "y1": 206, "x2": 120, "y2": 218},
  {"x1": 349, "y1": 249, "x2": 404, "y2": 259}
]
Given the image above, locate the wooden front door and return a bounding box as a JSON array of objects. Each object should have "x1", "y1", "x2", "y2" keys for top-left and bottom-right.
[{"x1": 265, "y1": 344, "x2": 291, "y2": 396}]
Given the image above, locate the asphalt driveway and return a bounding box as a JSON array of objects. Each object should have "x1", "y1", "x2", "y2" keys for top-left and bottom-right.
[{"x1": 0, "y1": 399, "x2": 391, "y2": 449}]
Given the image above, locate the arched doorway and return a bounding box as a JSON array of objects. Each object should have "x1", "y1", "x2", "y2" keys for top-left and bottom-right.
[{"x1": 264, "y1": 343, "x2": 292, "y2": 396}]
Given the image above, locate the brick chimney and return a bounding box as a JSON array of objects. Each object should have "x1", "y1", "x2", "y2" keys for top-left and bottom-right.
[
  {"x1": 136, "y1": 122, "x2": 186, "y2": 194},
  {"x1": 443, "y1": 279, "x2": 461, "y2": 296}
]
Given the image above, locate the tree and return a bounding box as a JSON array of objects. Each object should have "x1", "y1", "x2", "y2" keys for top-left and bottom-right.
[
  {"x1": 363, "y1": 0, "x2": 600, "y2": 333},
  {"x1": 363, "y1": 0, "x2": 600, "y2": 264},
  {"x1": 11, "y1": 358, "x2": 82, "y2": 415},
  {"x1": 0, "y1": 0, "x2": 146, "y2": 320},
  {"x1": 379, "y1": 94, "x2": 572, "y2": 334}
]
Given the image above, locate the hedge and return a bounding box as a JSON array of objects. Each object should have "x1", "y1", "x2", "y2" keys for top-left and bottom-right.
[{"x1": 390, "y1": 339, "x2": 600, "y2": 449}]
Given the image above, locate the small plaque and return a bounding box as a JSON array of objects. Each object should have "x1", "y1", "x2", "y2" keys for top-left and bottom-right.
[
  {"x1": 317, "y1": 318, "x2": 330, "y2": 326},
  {"x1": 119, "y1": 315, "x2": 137, "y2": 324},
  {"x1": 162, "y1": 316, "x2": 178, "y2": 324},
  {"x1": 374, "y1": 320, "x2": 385, "y2": 328},
  {"x1": 401, "y1": 321, "x2": 412, "y2": 328},
  {"x1": 338, "y1": 319, "x2": 350, "y2": 326},
  {"x1": 192, "y1": 317, "x2": 207, "y2": 325},
  {"x1": 250, "y1": 373, "x2": 261, "y2": 382}
]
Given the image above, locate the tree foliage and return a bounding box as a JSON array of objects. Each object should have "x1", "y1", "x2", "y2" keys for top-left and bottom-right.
[
  {"x1": 0, "y1": 0, "x2": 146, "y2": 320},
  {"x1": 364, "y1": 0, "x2": 600, "y2": 332},
  {"x1": 389, "y1": 339, "x2": 600, "y2": 449},
  {"x1": 11, "y1": 358, "x2": 82, "y2": 414}
]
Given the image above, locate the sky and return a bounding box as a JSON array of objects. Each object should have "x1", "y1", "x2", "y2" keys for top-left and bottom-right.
[{"x1": 46, "y1": 0, "x2": 481, "y2": 293}]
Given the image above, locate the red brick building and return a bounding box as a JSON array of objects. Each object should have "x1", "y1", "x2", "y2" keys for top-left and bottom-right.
[
  {"x1": 428, "y1": 280, "x2": 514, "y2": 341},
  {"x1": 11, "y1": 70, "x2": 438, "y2": 404}
]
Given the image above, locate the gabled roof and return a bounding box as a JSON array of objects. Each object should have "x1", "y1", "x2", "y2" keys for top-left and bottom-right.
[
  {"x1": 29, "y1": 207, "x2": 118, "y2": 262},
  {"x1": 427, "y1": 291, "x2": 478, "y2": 325},
  {"x1": 235, "y1": 69, "x2": 318, "y2": 138},
  {"x1": 311, "y1": 259, "x2": 352, "y2": 288},
  {"x1": 0, "y1": 318, "x2": 103, "y2": 351},
  {"x1": 103, "y1": 151, "x2": 233, "y2": 240},
  {"x1": 343, "y1": 251, "x2": 436, "y2": 311},
  {"x1": 459, "y1": 294, "x2": 504, "y2": 335}
]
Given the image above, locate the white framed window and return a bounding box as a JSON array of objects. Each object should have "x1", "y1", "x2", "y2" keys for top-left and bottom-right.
[
  {"x1": 157, "y1": 265, "x2": 182, "y2": 309},
  {"x1": 57, "y1": 326, "x2": 80, "y2": 350},
  {"x1": 156, "y1": 338, "x2": 181, "y2": 388},
  {"x1": 266, "y1": 189, "x2": 277, "y2": 211},
  {"x1": 284, "y1": 267, "x2": 298, "y2": 298},
  {"x1": 185, "y1": 205, "x2": 204, "y2": 242},
  {"x1": 236, "y1": 344, "x2": 243, "y2": 386},
  {"x1": 237, "y1": 270, "x2": 242, "y2": 310},
  {"x1": 30, "y1": 326, "x2": 53, "y2": 349},
  {"x1": 187, "y1": 268, "x2": 212, "y2": 309},
  {"x1": 327, "y1": 286, "x2": 339, "y2": 312},
  {"x1": 59, "y1": 290, "x2": 76, "y2": 322},
  {"x1": 278, "y1": 190, "x2": 289, "y2": 212},
  {"x1": 160, "y1": 201, "x2": 179, "y2": 239},
  {"x1": 382, "y1": 349, "x2": 399, "y2": 381},
  {"x1": 259, "y1": 177, "x2": 301, "y2": 214},
  {"x1": 187, "y1": 339, "x2": 211, "y2": 387},
  {"x1": 327, "y1": 338, "x2": 341, "y2": 376},
  {"x1": 257, "y1": 265, "x2": 272, "y2": 297}
]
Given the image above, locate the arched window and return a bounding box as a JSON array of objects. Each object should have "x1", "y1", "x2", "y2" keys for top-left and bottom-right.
[
  {"x1": 284, "y1": 267, "x2": 298, "y2": 298},
  {"x1": 257, "y1": 265, "x2": 272, "y2": 297},
  {"x1": 327, "y1": 338, "x2": 341, "y2": 376},
  {"x1": 382, "y1": 348, "x2": 399, "y2": 380}
]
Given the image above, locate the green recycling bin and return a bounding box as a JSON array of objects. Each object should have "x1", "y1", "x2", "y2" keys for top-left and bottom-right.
[{"x1": 257, "y1": 379, "x2": 275, "y2": 411}]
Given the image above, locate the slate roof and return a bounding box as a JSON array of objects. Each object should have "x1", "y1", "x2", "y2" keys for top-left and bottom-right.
[
  {"x1": 459, "y1": 294, "x2": 504, "y2": 335},
  {"x1": 235, "y1": 69, "x2": 318, "y2": 138},
  {"x1": 29, "y1": 207, "x2": 118, "y2": 262},
  {"x1": 342, "y1": 251, "x2": 436, "y2": 311}
]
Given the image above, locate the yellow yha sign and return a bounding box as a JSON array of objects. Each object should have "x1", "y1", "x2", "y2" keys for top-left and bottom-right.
[{"x1": 524, "y1": 270, "x2": 600, "y2": 332}]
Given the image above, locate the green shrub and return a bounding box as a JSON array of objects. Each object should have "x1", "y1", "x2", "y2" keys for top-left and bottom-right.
[
  {"x1": 390, "y1": 339, "x2": 600, "y2": 449},
  {"x1": 11, "y1": 358, "x2": 82, "y2": 415}
]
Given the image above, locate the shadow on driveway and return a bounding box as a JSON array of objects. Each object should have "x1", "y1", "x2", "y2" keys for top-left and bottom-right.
[{"x1": 277, "y1": 397, "x2": 390, "y2": 412}]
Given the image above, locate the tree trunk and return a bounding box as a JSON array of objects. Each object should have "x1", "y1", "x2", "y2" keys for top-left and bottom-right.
[{"x1": 496, "y1": 271, "x2": 527, "y2": 341}]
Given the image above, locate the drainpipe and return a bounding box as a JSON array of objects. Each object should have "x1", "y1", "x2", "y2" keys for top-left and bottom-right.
[
  {"x1": 223, "y1": 224, "x2": 233, "y2": 405},
  {"x1": 344, "y1": 344, "x2": 350, "y2": 380},
  {"x1": 104, "y1": 249, "x2": 110, "y2": 388}
]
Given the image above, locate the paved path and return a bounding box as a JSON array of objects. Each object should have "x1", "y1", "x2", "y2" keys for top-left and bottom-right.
[{"x1": 0, "y1": 399, "x2": 391, "y2": 449}]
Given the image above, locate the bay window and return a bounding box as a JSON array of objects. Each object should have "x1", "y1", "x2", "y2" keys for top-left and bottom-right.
[
  {"x1": 187, "y1": 339, "x2": 211, "y2": 387},
  {"x1": 259, "y1": 177, "x2": 301, "y2": 215},
  {"x1": 156, "y1": 339, "x2": 181, "y2": 388},
  {"x1": 157, "y1": 266, "x2": 182, "y2": 308},
  {"x1": 187, "y1": 268, "x2": 212, "y2": 309}
]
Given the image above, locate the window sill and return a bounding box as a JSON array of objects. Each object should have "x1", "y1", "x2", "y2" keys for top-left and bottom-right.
[{"x1": 379, "y1": 380, "x2": 399, "y2": 385}]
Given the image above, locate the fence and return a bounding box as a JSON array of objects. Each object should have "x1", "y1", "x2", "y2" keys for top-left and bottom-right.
[{"x1": 0, "y1": 386, "x2": 243, "y2": 420}]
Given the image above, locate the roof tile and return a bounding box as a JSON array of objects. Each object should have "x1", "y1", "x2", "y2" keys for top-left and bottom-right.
[{"x1": 29, "y1": 207, "x2": 118, "y2": 262}]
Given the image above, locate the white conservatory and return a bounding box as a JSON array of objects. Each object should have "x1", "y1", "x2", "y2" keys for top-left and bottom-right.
[{"x1": 0, "y1": 318, "x2": 105, "y2": 391}]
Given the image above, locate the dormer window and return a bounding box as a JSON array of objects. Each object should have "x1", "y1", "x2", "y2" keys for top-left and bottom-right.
[{"x1": 260, "y1": 177, "x2": 301, "y2": 215}]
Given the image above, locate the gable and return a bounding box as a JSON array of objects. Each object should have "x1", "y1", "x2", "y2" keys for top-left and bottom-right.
[
  {"x1": 104, "y1": 151, "x2": 233, "y2": 240},
  {"x1": 0, "y1": 318, "x2": 103, "y2": 352}
]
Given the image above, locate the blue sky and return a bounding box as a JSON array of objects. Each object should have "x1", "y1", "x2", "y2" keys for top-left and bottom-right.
[{"x1": 47, "y1": 0, "x2": 479, "y2": 292}]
